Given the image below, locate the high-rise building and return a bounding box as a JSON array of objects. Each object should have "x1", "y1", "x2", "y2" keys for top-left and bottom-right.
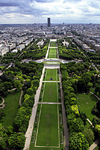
[{"x1": 47, "y1": 18, "x2": 50, "y2": 27}]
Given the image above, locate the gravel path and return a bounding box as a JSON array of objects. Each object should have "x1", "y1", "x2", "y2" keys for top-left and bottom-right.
[{"x1": 89, "y1": 139, "x2": 100, "y2": 150}]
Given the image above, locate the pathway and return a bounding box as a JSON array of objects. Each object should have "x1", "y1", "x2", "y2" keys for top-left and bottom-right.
[
  {"x1": 38, "y1": 102, "x2": 61, "y2": 104},
  {"x1": 45, "y1": 42, "x2": 50, "y2": 59},
  {"x1": 59, "y1": 68, "x2": 69, "y2": 150},
  {"x1": 89, "y1": 139, "x2": 100, "y2": 150},
  {"x1": 21, "y1": 58, "x2": 83, "y2": 64},
  {"x1": 86, "y1": 118, "x2": 94, "y2": 128},
  {"x1": 90, "y1": 91, "x2": 100, "y2": 101},
  {"x1": 19, "y1": 89, "x2": 23, "y2": 106},
  {"x1": 0, "y1": 98, "x2": 5, "y2": 109}
]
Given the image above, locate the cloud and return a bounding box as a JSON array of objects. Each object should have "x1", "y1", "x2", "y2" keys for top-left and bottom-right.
[
  {"x1": 0, "y1": 0, "x2": 100, "y2": 24},
  {"x1": 35, "y1": 0, "x2": 54, "y2": 2},
  {"x1": 0, "y1": 2, "x2": 18, "y2": 7}
]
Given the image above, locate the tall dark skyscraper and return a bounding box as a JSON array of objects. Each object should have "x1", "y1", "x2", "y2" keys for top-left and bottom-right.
[{"x1": 47, "y1": 18, "x2": 50, "y2": 27}]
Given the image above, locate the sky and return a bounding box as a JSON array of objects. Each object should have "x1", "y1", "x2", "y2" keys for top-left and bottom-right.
[{"x1": 0, "y1": 0, "x2": 100, "y2": 24}]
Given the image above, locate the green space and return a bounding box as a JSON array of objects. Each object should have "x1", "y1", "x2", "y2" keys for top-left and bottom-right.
[
  {"x1": 35, "y1": 104, "x2": 60, "y2": 147},
  {"x1": 50, "y1": 41, "x2": 56, "y2": 47},
  {"x1": 0, "y1": 91, "x2": 21, "y2": 127},
  {"x1": 76, "y1": 93, "x2": 98, "y2": 121},
  {"x1": 48, "y1": 48, "x2": 57, "y2": 58},
  {"x1": 0, "y1": 66, "x2": 6, "y2": 69},
  {"x1": 44, "y1": 69, "x2": 59, "y2": 81},
  {"x1": 29, "y1": 104, "x2": 62, "y2": 150},
  {"x1": 43, "y1": 61, "x2": 60, "y2": 65},
  {"x1": 42, "y1": 82, "x2": 58, "y2": 102},
  {"x1": 30, "y1": 67, "x2": 63, "y2": 150}
]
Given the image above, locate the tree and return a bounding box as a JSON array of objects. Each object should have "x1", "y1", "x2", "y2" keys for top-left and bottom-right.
[
  {"x1": 26, "y1": 88, "x2": 34, "y2": 96},
  {"x1": 71, "y1": 105, "x2": 79, "y2": 115},
  {"x1": 87, "y1": 82, "x2": 93, "y2": 92},
  {"x1": 16, "y1": 132, "x2": 25, "y2": 149},
  {"x1": 80, "y1": 112, "x2": 87, "y2": 125},
  {"x1": 0, "y1": 123, "x2": 8, "y2": 149},
  {"x1": 69, "y1": 97, "x2": 77, "y2": 105},
  {"x1": 83, "y1": 128, "x2": 94, "y2": 146},
  {"x1": 13, "y1": 80, "x2": 22, "y2": 91},
  {"x1": 69, "y1": 132, "x2": 89, "y2": 150},
  {"x1": 7, "y1": 126, "x2": 13, "y2": 135},
  {"x1": 68, "y1": 118, "x2": 84, "y2": 132},
  {"x1": 8, "y1": 132, "x2": 25, "y2": 149},
  {"x1": 8, "y1": 133, "x2": 16, "y2": 148},
  {"x1": 95, "y1": 125, "x2": 100, "y2": 137},
  {"x1": 77, "y1": 79, "x2": 86, "y2": 92}
]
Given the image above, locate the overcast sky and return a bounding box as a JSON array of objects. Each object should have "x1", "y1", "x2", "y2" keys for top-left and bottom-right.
[{"x1": 0, "y1": 0, "x2": 100, "y2": 24}]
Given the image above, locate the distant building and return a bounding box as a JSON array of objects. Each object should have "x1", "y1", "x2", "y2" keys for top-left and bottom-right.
[{"x1": 47, "y1": 18, "x2": 50, "y2": 27}]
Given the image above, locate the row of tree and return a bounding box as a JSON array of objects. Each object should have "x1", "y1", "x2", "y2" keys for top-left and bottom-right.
[
  {"x1": 57, "y1": 39, "x2": 86, "y2": 61},
  {"x1": 60, "y1": 62, "x2": 100, "y2": 149}
]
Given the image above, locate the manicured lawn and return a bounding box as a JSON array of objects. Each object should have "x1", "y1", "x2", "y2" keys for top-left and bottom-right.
[
  {"x1": 43, "y1": 61, "x2": 60, "y2": 65},
  {"x1": 50, "y1": 42, "x2": 56, "y2": 47},
  {"x1": 0, "y1": 66, "x2": 6, "y2": 69},
  {"x1": 30, "y1": 146, "x2": 61, "y2": 150},
  {"x1": 35, "y1": 104, "x2": 60, "y2": 147},
  {"x1": 29, "y1": 67, "x2": 63, "y2": 150},
  {"x1": 48, "y1": 48, "x2": 57, "y2": 58},
  {"x1": 44, "y1": 69, "x2": 59, "y2": 81},
  {"x1": 0, "y1": 92, "x2": 21, "y2": 127},
  {"x1": 76, "y1": 93, "x2": 98, "y2": 121},
  {"x1": 42, "y1": 82, "x2": 58, "y2": 102}
]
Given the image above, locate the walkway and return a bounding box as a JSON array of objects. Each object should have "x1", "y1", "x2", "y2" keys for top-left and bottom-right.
[
  {"x1": 19, "y1": 89, "x2": 23, "y2": 106},
  {"x1": 90, "y1": 91, "x2": 100, "y2": 101},
  {"x1": 59, "y1": 68, "x2": 69, "y2": 150},
  {"x1": 86, "y1": 118, "x2": 94, "y2": 128},
  {"x1": 38, "y1": 102, "x2": 61, "y2": 104},
  {"x1": 21, "y1": 58, "x2": 83, "y2": 64},
  {"x1": 0, "y1": 98, "x2": 5, "y2": 109},
  {"x1": 89, "y1": 139, "x2": 100, "y2": 150}
]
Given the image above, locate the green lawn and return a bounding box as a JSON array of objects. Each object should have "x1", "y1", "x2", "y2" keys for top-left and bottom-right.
[
  {"x1": 29, "y1": 67, "x2": 63, "y2": 150},
  {"x1": 42, "y1": 82, "x2": 58, "y2": 102},
  {"x1": 43, "y1": 61, "x2": 60, "y2": 65},
  {"x1": 0, "y1": 92, "x2": 21, "y2": 127},
  {"x1": 44, "y1": 69, "x2": 59, "y2": 81},
  {"x1": 50, "y1": 42, "x2": 56, "y2": 47},
  {"x1": 35, "y1": 104, "x2": 60, "y2": 147},
  {"x1": 48, "y1": 48, "x2": 57, "y2": 58},
  {"x1": 76, "y1": 93, "x2": 98, "y2": 121},
  {"x1": 0, "y1": 66, "x2": 6, "y2": 69}
]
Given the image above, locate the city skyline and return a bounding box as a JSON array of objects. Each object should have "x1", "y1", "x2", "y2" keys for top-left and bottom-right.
[{"x1": 0, "y1": 0, "x2": 100, "y2": 24}]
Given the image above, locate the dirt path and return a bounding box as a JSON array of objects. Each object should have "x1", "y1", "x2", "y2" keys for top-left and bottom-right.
[
  {"x1": 59, "y1": 68, "x2": 69, "y2": 150},
  {"x1": 86, "y1": 118, "x2": 94, "y2": 128},
  {"x1": 19, "y1": 89, "x2": 23, "y2": 106},
  {"x1": 0, "y1": 97, "x2": 5, "y2": 109},
  {"x1": 89, "y1": 139, "x2": 100, "y2": 150},
  {"x1": 38, "y1": 102, "x2": 61, "y2": 104},
  {"x1": 90, "y1": 91, "x2": 100, "y2": 101}
]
